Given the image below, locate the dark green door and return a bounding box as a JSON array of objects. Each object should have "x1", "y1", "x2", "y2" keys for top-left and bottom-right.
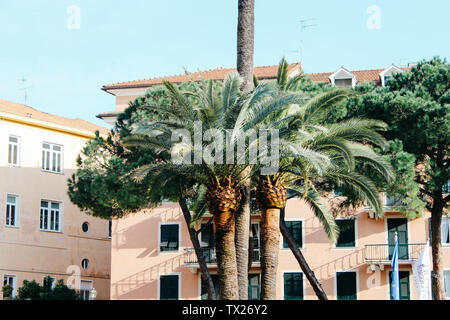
[
  {"x1": 387, "y1": 218, "x2": 408, "y2": 260},
  {"x1": 389, "y1": 271, "x2": 410, "y2": 300}
]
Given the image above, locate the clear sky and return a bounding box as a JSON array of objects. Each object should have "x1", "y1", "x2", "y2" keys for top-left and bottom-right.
[{"x1": 0, "y1": 0, "x2": 449, "y2": 127}]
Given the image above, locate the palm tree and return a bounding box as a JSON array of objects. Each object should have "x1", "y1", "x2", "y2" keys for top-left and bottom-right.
[
  {"x1": 235, "y1": 0, "x2": 255, "y2": 299},
  {"x1": 253, "y1": 59, "x2": 393, "y2": 300},
  {"x1": 246, "y1": 82, "x2": 392, "y2": 299},
  {"x1": 124, "y1": 72, "x2": 308, "y2": 299}
]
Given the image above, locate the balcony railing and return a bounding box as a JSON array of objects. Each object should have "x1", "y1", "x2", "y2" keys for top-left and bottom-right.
[
  {"x1": 364, "y1": 243, "x2": 427, "y2": 264},
  {"x1": 184, "y1": 247, "x2": 260, "y2": 265}
]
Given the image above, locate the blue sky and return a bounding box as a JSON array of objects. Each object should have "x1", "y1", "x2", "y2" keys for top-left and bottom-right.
[{"x1": 0, "y1": 0, "x2": 449, "y2": 127}]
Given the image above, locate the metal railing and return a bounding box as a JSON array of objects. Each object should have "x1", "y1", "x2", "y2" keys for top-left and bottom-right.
[
  {"x1": 364, "y1": 243, "x2": 427, "y2": 263},
  {"x1": 184, "y1": 247, "x2": 260, "y2": 265}
]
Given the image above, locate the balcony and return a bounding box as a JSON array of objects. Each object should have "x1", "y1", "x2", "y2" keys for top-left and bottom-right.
[
  {"x1": 184, "y1": 247, "x2": 260, "y2": 267},
  {"x1": 364, "y1": 243, "x2": 427, "y2": 267}
]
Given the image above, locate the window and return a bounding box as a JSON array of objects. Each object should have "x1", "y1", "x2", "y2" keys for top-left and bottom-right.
[
  {"x1": 6, "y1": 195, "x2": 18, "y2": 227},
  {"x1": 283, "y1": 221, "x2": 302, "y2": 248},
  {"x1": 248, "y1": 274, "x2": 260, "y2": 300},
  {"x1": 389, "y1": 271, "x2": 410, "y2": 300},
  {"x1": 443, "y1": 180, "x2": 450, "y2": 194},
  {"x1": 40, "y1": 201, "x2": 61, "y2": 232},
  {"x1": 442, "y1": 217, "x2": 450, "y2": 245},
  {"x1": 159, "y1": 275, "x2": 179, "y2": 300},
  {"x1": 429, "y1": 217, "x2": 450, "y2": 245},
  {"x1": 42, "y1": 142, "x2": 63, "y2": 173},
  {"x1": 284, "y1": 272, "x2": 303, "y2": 300},
  {"x1": 82, "y1": 222, "x2": 89, "y2": 233},
  {"x1": 3, "y1": 275, "x2": 17, "y2": 298},
  {"x1": 444, "y1": 271, "x2": 450, "y2": 299},
  {"x1": 334, "y1": 78, "x2": 353, "y2": 87},
  {"x1": 160, "y1": 224, "x2": 179, "y2": 252},
  {"x1": 201, "y1": 274, "x2": 219, "y2": 300},
  {"x1": 384, "y1": 75, "x2": 392, "y2": 85},
  {"x1": 336, "y1": 218, "x2": 356, "y2": 247},
  {"x1": 384, "y1": 194, "x2": 405, "y2": 207},
  {"x1": 251, "y1": 223, "x2": 260, "y2": 261},
  {"x1": 200, "y1": 223, "x2": 214, "y2": 248},
  {"x1": 8, "y1": 136, "x2": 19, "y2": 166},
  {"x1": 81, "y1": 259, "x2": 89, "y2": 269},
  {"x1": 80, "y1": 280, "x2": 93, "y2": 300},
  {"x1": 43, "y1": 276, "x2": 56, "y2": 289},
  {"x1": 336, "y1": 271, "x2": 357, "y2": 300},
  {"x1": 108, "y1": 218, "x2": 112, "y2": 238}
]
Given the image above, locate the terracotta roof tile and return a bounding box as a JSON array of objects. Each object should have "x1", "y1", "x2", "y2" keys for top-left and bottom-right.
[
  {"x1": 102, "y1": 63, "x2": 302, "y2": 90},
  {"x1": 0, "y1": 99, "x2": 109, "y2": 136},
  {"x1": 305, "y1": 67, "x2": 408, "y2": 85}
]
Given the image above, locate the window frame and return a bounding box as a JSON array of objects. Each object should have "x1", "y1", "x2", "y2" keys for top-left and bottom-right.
[
  {"x1": 441, "y1": 216, "x2": 450, "y2": 246},
  {"x1": 158, "y1": 222, "x2": 181, "y2": 253},
  {"x1": 444, "y1": 269, "x2": 450, "y2": 300},
  {"x1": 108, "y1": 217, "x2": 112, "y2": 239},
  {"x1": 334, "y1": 217, "x2": 357, "y2": 249},
  {"x1": 3, "y1": 274, "x2": 17, "y2": 298},
  {"x1": 5, "y1": 193, "x2": 19, "y2": 227},
  {"x1": 80, "y1": 279, "x2": 93, "y2": 300},
  {"x1": 198, "y1": 221, "x2": 214, "y2": 248},
  {"x1": 334, "y1": 78, "x2": 353, "y2": 88},
  {"x1": 41, "y1": 142, "x2": 64, "y2": 174},
  {"x1": 281, "y1": 219, "x2": 304, "y2": 249},
  {"x1": 335, "y1": 270, "x2": 359, "y2": 300},
  {"x1": 42, "y1": 276, "x2": 56, "y2": 289},
  {"x1": 158, "y1": 273, "x2": 181, "y2": 300},
  {"x1": 7, "y1": 135, "x2": 20, "y2": 166},
  {"x1": 39, "y1": 199, "x2": 63, "y2": 232},
  {"x1": 388, "y1": 270, "x2": 411, "y2": 300},
  {"x1": 282, "y1": 271, "x2": 304, "y2": 300}
]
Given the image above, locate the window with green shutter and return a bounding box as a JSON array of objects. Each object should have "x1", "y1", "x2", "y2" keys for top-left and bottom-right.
[
  {"x1": 160, "y1": 275, "x2": 179, "y2": 300},
  {"x1": 283, "y1": 272, "x2": 303, "y2": 300},
  {"x1": 389, "y1": 271, "x2": 410, "y2": 300},
  {"x1": 283, "y1": 221, "x2": 302, "y2": 248},
  {"x1": 336, "y1": 219, "x2": 356, "y2": 247},
  {"x1": 336, "y1": 272, "x2": 357, "y2": 300}
]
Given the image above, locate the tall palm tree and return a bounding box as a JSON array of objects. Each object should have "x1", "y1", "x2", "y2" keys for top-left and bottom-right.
[
  {"x1": 235, "y1": 0, "x2": 255, "y2": 299},
  {"x1": 245, "y1": 82, "x2": 393, "y2": 299},
  {"x1": 124, "y1": 72, "x2": 309, "y2": 299}
]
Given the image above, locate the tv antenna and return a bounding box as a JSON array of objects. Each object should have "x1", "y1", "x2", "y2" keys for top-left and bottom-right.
[
  {"x1": 17, "y1": 76, "x2": 32, "y2": 104},
  {"x1": 298, "y1": 18, "x2": 318, "y2": 63}
]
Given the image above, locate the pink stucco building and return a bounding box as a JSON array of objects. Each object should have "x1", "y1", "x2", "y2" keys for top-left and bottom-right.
[
  {"x1": 1, "y1": 100, "x2": 111, "y2": 300},
  {"x1": 99, "y1": 64, "x2": 450, "y2": 300}
]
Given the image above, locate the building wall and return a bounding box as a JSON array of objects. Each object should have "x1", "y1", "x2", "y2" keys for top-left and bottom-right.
[
  {"x1": 0, "y1": 118, "x2": 111, "y2": 299},
  {"x1": 107, "y1": 85, "x2": 449, "y2": 301},
  {"x1": 110, "y1": 197, "x2": 449, "y2": 300}
]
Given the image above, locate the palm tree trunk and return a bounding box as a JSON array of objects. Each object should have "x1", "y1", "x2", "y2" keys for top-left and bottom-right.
[
  {"x1": 213, "y1": 209, "x2": 239, "y2": 299},
  {"x1": 430, "y1": 198, "x2": 445, "y2": 299},
  {"x1": 235, "y1": 182, "x2": 251, "y2": 299},
  {"x1": 280, "y1": 208, "x2": 328, "y2": 300},
  {"x1": 260, "y1": 207, "x2": 280, "y2": 299},
  {"x1": 236, "y1": 0, "x2": 254, "y2": 299},
  {"x1": 178, "y1": 198, "x2": 217, "y2": 300},
  {"x1": 237, "y1": 0, "x2": 254, "y2": 93}
]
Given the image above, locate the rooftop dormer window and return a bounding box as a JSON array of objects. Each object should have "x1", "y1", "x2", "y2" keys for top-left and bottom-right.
[
  {"x1": 380, "y1": 64, "x2": 403, "y2": 87},
  {"x1": 329, "y1": 67, "x2": 356, "y2": 88},
  {"x1": 334, "y1": 78, "x2": 353, "y2": 87}
]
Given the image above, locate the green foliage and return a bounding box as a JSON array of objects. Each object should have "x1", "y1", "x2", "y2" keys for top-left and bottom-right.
[
  {"x1": 344, "y1": 57, "x2": 449, "y2": 213},
  {"x1": 16, "y1": 277, "x2": 80, "y2": 300},
  {"x1": 2, "y1": 284, "x2": 12, "y2": 298}
]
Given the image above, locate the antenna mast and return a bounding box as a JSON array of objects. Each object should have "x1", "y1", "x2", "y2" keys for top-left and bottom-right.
[{"x1": 299, "y1": 18, "x2": 318, "y2": 64}]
